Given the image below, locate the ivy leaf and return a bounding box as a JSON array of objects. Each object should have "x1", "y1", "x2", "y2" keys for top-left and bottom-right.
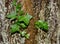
[
  {"x1": 25, "y1": 34, "x2": 30, "y2": 39},
  {"x1": 17, "y1": 13, "x2": 32, "y2": 25},
  {"x1": 35, "y1": 20, "x2": 44, "y2": 29},
  {"x1": 7, "y1": 11, "x2": 16, "y2": 20},
  {"x1": 43, "y1": 22, "x2": 48, "y2": 31},
  {"x1": 35, "y1": 20, "x2": 48, "y2": 31},
  {"x1": 23, "y1": 13, "x2": 32, "y2": 25},
  {"x1": 19, "y1": 10, "x2": 24, "y2": 15},
  {"x1": 16, "y1": 4, "x2": 22, "y2": 12},
  {"x1": 20, "y1": 31, "x2": 26, "y2": 36},
  {"x1": 10, "y1": 24, "x2": 20, "y2": 34},
  {"x1": 15, "y1": 21, "x2": 20, "y2": 25},
  {"x1": 17, "y1": 15, "x2": 24, "y2": 21},
  {"x1": 20, "y1": 23, "x2": 27, "y2": 28}
]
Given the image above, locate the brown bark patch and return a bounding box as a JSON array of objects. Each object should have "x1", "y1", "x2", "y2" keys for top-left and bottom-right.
[{"x1": 22, "y1": 0, "x2": 39, "y2": 44}]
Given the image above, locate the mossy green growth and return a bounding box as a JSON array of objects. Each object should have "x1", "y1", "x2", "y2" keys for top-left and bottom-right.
[{"x1": 35, "y1": 20, "x2": 48, "y2": 32}]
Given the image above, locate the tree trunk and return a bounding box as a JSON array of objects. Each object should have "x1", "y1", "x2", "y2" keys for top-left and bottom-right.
[{"x1": 0, "y1": 0, "x2": 60, "y2": 44}]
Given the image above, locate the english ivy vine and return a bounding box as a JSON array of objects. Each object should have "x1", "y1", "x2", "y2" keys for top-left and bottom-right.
[
  {"x1": 6, "y1": 0, "x2": 48, "y2": 39},
  {"x1": 6, "y1": 0, "x2": 32, "y2": 39},
  {"x1": 35, "y1": 20, "x2": 48, "y2": 32}
]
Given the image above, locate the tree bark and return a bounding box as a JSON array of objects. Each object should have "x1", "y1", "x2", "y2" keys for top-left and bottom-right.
[
  {"x1": 0, "y1": 0, "x2": 60, "y2": 44},
  {"x1": 35, "y1": 0, "x2": 60, "y2": 44}
]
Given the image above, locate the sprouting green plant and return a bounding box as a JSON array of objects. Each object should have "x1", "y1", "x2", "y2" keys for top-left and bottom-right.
[
  {"x1": 6, "y1": 0, "x2": 32, "y2": 39},
  {"x1": 6, "y1": 0, "x2": 48, "y2": 39},
  {"x1": 10, "y1": 24, "x2": 20, "y2": 33},
  {"x1": 35, "y1": 20, "x2": 48, "y2": 32},
  {"x1": 7, "y1": 11, "x2": 17, "y2": 20},
  {"x1": 17, "y1": 13, "x2": 32, "y2": 25}
]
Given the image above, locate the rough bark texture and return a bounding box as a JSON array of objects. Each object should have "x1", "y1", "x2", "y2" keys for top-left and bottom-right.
[
  {"x1": 22, "y1": 0, "x2": 40, "y2": 44},
  {"x1": 0, "y1": 0, "x2": 60, "y2": 44},
  {"x1": 35, "y1": 0, "x2": 60, "y2": 44}
]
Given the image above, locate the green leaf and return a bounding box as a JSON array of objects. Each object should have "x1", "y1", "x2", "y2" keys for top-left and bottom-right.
[
  {"x1": 10, "y1": 24, "x2": 20, "y2": 34},
  {"x1": 20, "y1": 23, "x2": 27, "y2": 28},
  {"x1": 7, "y1": 11, "x2": 16, "y2": 20},
  {"x1": 12, "y1": 0, "x2": 17, "y2": 6},
  {"x1": 17, "y1": 13, "x2": 32, "y2": 25},
  {"x1": 17, "y1": 15, "x2": 24, "y2": 21},
  {"x1": 35, "y1": 20, "x2": 43, "y2": 29},
  {"x1": 20, "y1": 31, "x2": 26, "y2": 36},
  {"x1": 35, "y1": 20, "x2": 48, "y2": 31},
  {"x1": 19, "y1": 10, "x2": 24, "y2": 15},
  {"x1": 16, "y1": 4, "x2": 22, "y2": 12},
  {"x1": 15, "y1": 21, "x2": 20, "y2": 25},
  {"x1": 43, "y1": 22, "x2": 48, "y2": 31},
  {"x1": 25, "y1": 34, "x2": 30, "y2": 39},
  {"x1": 23, "y1": 13, "x2": 32, "y2": 25}
]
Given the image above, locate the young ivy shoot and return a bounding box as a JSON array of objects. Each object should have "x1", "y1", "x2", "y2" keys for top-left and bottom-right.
[
  {"x1": 6, "y1": 0, "x2": 48, "y2": 39},
  {"x1": 6, "y1": 0, "x2": 32, "y2": 39},
  {"x1": 35, "y1": 20, "x2": 48, "y2": 32}
]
